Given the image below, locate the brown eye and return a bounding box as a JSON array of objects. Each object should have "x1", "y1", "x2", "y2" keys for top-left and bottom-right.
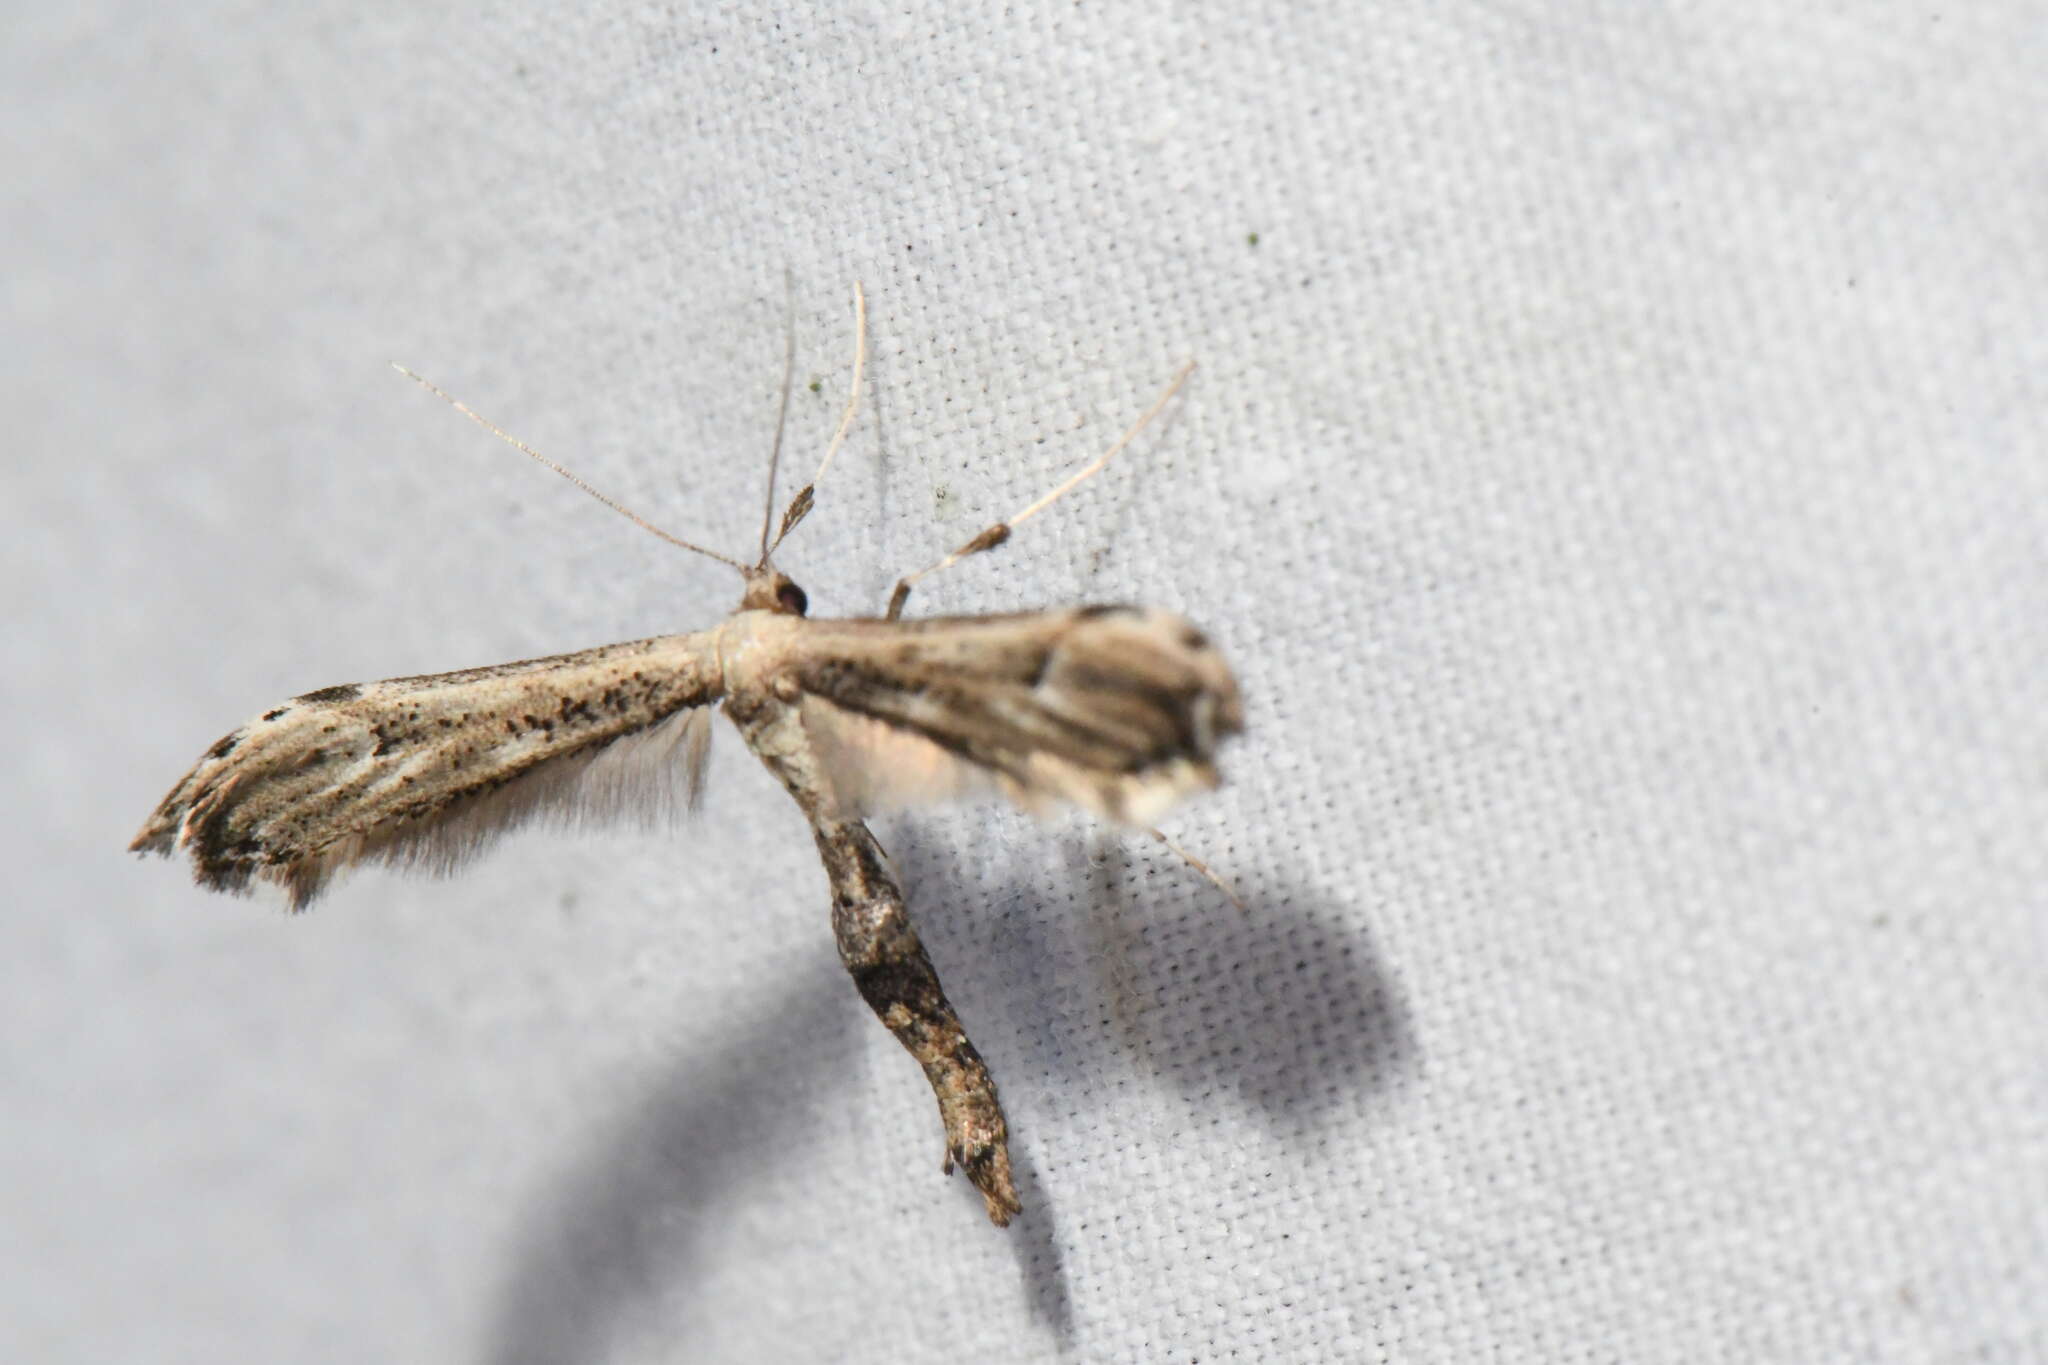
[{"x1": 777, "y1": 582, "x2": 809, "y2": 616}]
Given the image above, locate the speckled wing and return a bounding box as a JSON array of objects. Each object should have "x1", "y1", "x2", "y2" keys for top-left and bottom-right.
[
  {"x1": 130, "y1": 633, "x2": 724, "y2": 910},
  {"x1": 789, "y1": 606, "x2": 1243, "y2": 825}
]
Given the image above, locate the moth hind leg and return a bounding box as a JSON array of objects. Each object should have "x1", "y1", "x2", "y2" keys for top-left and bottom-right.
[{"x1": 1148, "y1": 826, "x2": 1247, "y2": 912}]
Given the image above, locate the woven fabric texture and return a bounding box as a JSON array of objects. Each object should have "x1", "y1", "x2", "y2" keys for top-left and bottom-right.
[{"x1": 7, "y1": 4, "x2": 2044, "y2": 1361}]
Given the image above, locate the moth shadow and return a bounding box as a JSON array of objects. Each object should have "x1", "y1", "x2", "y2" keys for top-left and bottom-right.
[
  {"x1": 478, "y1": 942, "x2": 1077, "y2": 1361},
  {"x1": 476, "y1": 821, "x2": 1391, "y2": 1362},
  {"x1": 897, "y1": 827, "x2": 1417, "y2": 1136},
  {"x1": 991, "y1": 1132, "x2": 1075, "y2": 1341},
  {"x1": 478, "y1": 954, "x2": 862, "y2": 1365},
  {"x1": 887, "y1": 824, "x2": 1412, "y2": 1338}
]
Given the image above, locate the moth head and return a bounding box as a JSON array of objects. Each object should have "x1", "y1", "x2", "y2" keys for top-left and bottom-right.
[{"x1": 739, "y1": 563, "x2": 809, "y2": 616}]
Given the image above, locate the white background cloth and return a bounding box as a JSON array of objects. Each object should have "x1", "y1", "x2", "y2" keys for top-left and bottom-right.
[{"x1": 7, "y1": 4, "x2": 2044, "y2": 1360}]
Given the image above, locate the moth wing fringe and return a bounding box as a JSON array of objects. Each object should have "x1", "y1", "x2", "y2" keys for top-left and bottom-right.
[
  {"x1": 351, "y1": 704, "x2": 715, "y2": 879},
  {"x1": 132, "y1": 703, "x2": 715, "y2": 911}
]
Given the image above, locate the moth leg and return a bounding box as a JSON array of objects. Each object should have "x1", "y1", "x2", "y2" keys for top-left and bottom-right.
[
  {"x1": 810, "y1": 816, "x2": 1021, "y2": 1226},
  {"x1": 884, "y1": 361, "x2": 1195, "y2": 620},
  {"x1": 1147, "y1": 826, "x2": 1248, "y2": 912}
]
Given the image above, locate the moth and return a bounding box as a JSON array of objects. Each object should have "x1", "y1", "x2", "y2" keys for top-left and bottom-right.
[{"x1": 130, "y1": 288, "x2": 1242, "y2": 1225}]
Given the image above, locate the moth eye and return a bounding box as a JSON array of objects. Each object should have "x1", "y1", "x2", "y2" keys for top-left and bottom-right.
[{"x1": 778, "y1": 582, "x2": 809, "y2": 616}]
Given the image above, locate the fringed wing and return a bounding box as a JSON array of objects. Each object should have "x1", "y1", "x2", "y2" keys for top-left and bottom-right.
[
  {"x1": 789, "y1": 606, "x2": 1242, "y2": 824},
  {"x1": 130, "y1": 633, "x2": 724, "y2": 909}
]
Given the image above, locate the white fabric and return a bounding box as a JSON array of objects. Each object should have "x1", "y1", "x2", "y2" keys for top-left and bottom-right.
[{"x1": 7, "y1": 3, "x2": 2044, "y2": 1360}]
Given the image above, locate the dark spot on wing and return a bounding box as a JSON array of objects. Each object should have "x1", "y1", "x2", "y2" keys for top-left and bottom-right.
[
  {"x1": 188, "y1": 802, "x2": 259, "y2": 896},
  {"x1": 261, "y1": 707, "x2": 290, "y2": 722},
  {"x1": 296, "y1": 684, "x2": 361, "y2": 705},
  {"x1": 206, "y1": 732, "x2": 242, "y2": 760}
]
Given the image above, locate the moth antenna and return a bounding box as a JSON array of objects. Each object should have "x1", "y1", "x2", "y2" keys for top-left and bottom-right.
[
  {"x1": 766, "y1": 280, "x2": 867, "y2": 558},
  {"x1": 757, "y1": 268, "x2": 801, "y2": 563},
  {"x1": 886, "y1": 360, "x2": 1195, "y2": 620},
  {"x1": 1149, "y1": 826, "x2": 1247, "y2": 914},
  {"x1": 392, "y1": 364, "x2": 745, "y2": 570}
]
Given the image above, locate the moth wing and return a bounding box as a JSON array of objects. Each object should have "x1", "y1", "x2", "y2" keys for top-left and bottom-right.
[
  {"x1": 130, "y1": 632, "x2": 724, "y2": 910},
  {"x1": 792, "y1": 606, "x2": 1242, "y2": 825}
]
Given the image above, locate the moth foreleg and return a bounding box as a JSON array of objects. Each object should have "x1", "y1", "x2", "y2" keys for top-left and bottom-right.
[{"x1": 810, "y1": 816, "x2": 1021, "y2": 1226}]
